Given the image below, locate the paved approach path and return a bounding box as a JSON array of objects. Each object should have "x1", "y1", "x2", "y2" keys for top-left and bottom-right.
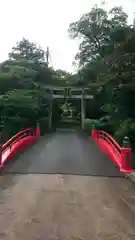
[
  {"x1": 2, "y1": 131, "x2": 121, "y2": 176},
  {"x1": 0, "y1": 131, "x2": 135, "y2": 240}
]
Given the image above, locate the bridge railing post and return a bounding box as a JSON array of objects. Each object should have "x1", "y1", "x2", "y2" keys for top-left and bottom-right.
[
  {"x1": 0, "y1": 143, "x2": 2, "y2": 167},
  {"x1": 91, "y1": 129, "x2": 97, "y2": 139},
  {"x1": 36, "y1": 122, "x2": 40, "y2": 138},
  {"x1": 121, "y1": 147, "x2": 132, "y2": 171}
]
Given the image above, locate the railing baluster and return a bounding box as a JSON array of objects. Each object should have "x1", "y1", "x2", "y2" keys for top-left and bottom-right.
[{"x1": 121, "y1": 147, "x2": 132, "y2": 171}]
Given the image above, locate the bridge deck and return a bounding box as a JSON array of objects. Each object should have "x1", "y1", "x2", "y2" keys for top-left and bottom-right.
[
  {"x1": 2, "y1": 131, "x2": 122, "y2": 176},
  {"x1": 2, "y1": 131, "x2": 135, "y2": 240}
]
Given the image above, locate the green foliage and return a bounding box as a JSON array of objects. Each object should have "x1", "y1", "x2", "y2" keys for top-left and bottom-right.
[
  {"x1": 9, "y1": 38, "x2": 45, "y2": 62},
  {"x1": 84, "y1": 118, "x2": 100, "y2": 133},
  {"x1": 1, "y1": 4, "x2": 135, "y2": 150},
  {"x1": 114, "y1": 119, "x2": 135, "y2": 146},
  {"x1": 2, "y1": 116, "x2": 30, "y2": 143},
  {"x1": 0, "y1": 38, "x2": 74, "y2": 140},
  {"x1": 51, "y1": 69, "x2": 73, "y2": 86},
  {"x1": 96, "y1": 116, "x2": 114, "y2": 134},
  {"x1": 68, "y1": 5, "x2": 128, "y2": 66},
  {"x1": 84, "y1": 117, "x2": 114, "y2": 135},
  {"x1": 69, "y1": 4, "x2": 135, "y2": 148},
  {"x1": 3, "y1": 89, "x2": 39, "y2": 121}
]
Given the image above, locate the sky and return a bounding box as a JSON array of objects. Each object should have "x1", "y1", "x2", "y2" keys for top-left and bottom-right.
[{"x1": 0, "y1": 0, "x2": 135, "y2": 72}]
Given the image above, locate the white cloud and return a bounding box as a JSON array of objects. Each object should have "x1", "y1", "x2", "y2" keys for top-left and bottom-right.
[{"x1": 0, "y1": 0, "x2": 134, "y2": 72}]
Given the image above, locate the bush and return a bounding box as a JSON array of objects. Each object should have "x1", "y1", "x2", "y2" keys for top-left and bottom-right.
[
  {"x1": 2, "y1": 116, "x2": 30, "y2": 143},
  {"x1": 88, "y1": 116, "x2": 114, "y2": 135},
  {"x1": 2, "y1": 116, "x2": 50, "y2": 143},
  {"x1": 84, "y1": 118, "x2": 100, "y2": 133},
  {"x1": 113, "y1": 119, "x2": 135, "y2": 169},
  {"x1": 84, "y1": 116, "x2": 115, "y2": 136},
  {"x1": 114, "y1": 119, "x2": 135, "y2": 146},
  {"x1": 96, "y1": 122, "x2": 114, "y2": 135}
]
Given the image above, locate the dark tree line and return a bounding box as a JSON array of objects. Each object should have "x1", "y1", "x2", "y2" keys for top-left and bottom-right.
[
  {"x1": 1, "y1": 4, "x2": 135, "y2": 147},
  {"x1": 0, "y1": 38, "x2": 72, "y2": 140},
  {"x1": 69, "y1": 5, "x2": 135, "y2": 146}
]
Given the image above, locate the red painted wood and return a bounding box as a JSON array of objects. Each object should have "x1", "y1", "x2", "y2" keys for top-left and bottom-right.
[
  {"x1": 0, "y1": 127, "x2": 40, "y2": 168},
  {"x1": 92, "y1": 129, "x2": 134, "y2": 173}
]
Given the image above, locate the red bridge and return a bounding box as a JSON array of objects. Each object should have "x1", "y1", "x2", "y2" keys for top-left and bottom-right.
[
  {"x1": 1, "y1": 126, "x2": 135, "y2": 240},
  {"x1": 0, "y1": 126, "x2": 134, "y2": 175}
]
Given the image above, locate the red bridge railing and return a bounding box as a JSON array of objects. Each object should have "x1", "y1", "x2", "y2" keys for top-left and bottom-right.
[
  {"x1": 92, "y1": 129, "x2": 133, "y2": 173},
  {"x1": 0, "y1": 125, "x2": 40, "y2": 168}
]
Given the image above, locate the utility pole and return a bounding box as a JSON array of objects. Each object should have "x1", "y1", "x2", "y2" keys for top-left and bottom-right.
[
  {"x1": 49, "y1": 90, "x2": 53, "y2": 130},
  {"x1": 46, "y1": 46, "x2": 49, "y2": 66},
  {"x1": 81, "y1": 89, "x2": 85, "y2": 129}
]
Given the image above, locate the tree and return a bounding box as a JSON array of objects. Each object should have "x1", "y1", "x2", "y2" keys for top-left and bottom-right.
[
  {"x1": 0, "y1": 37, "x2": 76, "y2": 140},
  {"x1": 9, "y1": 38, "x2": 46, "y2": 63},
  {"x1": 68, "y1": 5, "x2": 109, "y2": 65},
  {"x1": 69, "y1": 4, "x2": 135, "y2": 146},
  {"x1": 68, "y1": 5, "x2": 128, "y2": 66},
  {"x1": 51, "y1": 69, "x2": 73, "y2": 85}
]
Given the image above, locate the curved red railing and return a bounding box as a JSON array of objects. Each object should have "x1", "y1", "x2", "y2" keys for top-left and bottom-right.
[
  {"x1": 92, "y1": 129, "x2": 133, "y2": 173},
  {"x1": 0, "y1": 125, "x2": 40, "y2": 168}
]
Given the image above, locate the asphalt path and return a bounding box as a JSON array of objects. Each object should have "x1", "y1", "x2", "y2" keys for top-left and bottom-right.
[
  {"x1": 1, "y1": 130, "x2": 122, "y2": 176},
  {"x1": 1, "y1": 131, "x2": 135, "y2": 240}
]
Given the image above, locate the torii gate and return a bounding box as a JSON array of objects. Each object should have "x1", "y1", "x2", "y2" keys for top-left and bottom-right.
[{"x1": 44, "y1": 86, "x2": 93, "y2": 129}]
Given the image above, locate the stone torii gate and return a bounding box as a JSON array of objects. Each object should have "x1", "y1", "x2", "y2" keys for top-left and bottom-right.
[{"x1": 44, "y1": 86, "x2": 93, "y2": 129}]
